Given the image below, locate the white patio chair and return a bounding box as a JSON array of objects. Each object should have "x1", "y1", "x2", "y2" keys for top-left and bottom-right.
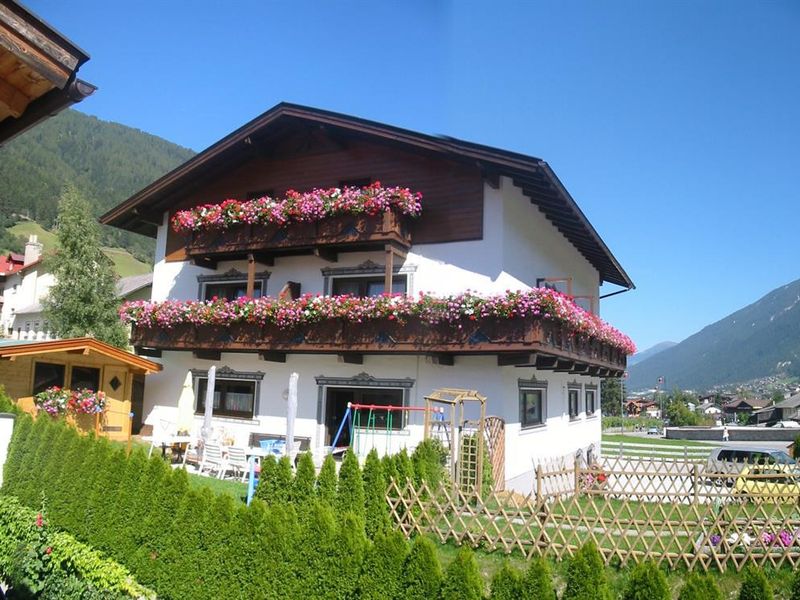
[
  {"x1": 198, "y1": 442, "x2": 226, "y2": 478},
  {"x1": 181, "y1": 438, "x2": 202, "y2": 469},
  {"x1": 223, "y1": 446, "x2": 249, "y2": 482},
  {"x1": 147, "y1": 419, "x2": 177, "y2": 458}
]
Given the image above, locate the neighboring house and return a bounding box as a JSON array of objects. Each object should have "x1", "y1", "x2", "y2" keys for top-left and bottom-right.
[
  {"x1": 749, "y1": 394, "x2": 800, "y2": 426},
  {"x1": 0, "y1": 236, "x2": 152, "y2": 340},
  {"x1": 698, "y1": 401, "x2": 722, "y2": 416},
  {"x1": 723, "y1": 397, "x2": 771, "y2": 420},
  {"x1": 625, "y1": 398, "x2": 657, "y2": 417},
  {"x1": 100, "y1": 103, "x2": 635, "y2": 492}
]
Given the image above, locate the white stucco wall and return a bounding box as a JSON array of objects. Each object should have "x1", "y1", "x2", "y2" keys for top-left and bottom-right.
[{"x1": 0, "y1": 268, "x2": 54, "y2": 333}]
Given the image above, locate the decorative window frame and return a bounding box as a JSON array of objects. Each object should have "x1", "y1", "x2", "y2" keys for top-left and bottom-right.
[
  {"x1": 190, "y1": 365, "x2": 266, "y2": 419},
  {"x1": 584, "y1": 383, "x2": 598, "y2": 417},
  {"x1": 314, "y1": 372, "x2": 415, "y2": 428},
  {"x1": 567, "y1": 381, "x2": 583, "y2": 421},
  {"x1": 518, "y1": 376, "x2": 548, "y2": 430},
  {"x1": 196, "y1": 268, "x2": 271, "y2": 300},
  {"x1": 321, "y1": 260, "x2": 417, "y2": 296}
]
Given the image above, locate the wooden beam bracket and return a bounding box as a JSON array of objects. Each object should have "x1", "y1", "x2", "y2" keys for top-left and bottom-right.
[
  {"x1": 340, "y1": 353, "x2": 363, "y2": 365},
  {"x1": 259, "y1": 351, "x2": 286, "y2": 363}
]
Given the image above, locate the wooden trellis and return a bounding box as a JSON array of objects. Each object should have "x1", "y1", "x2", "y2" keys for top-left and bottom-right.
[{"x1": 387, "y1": 455, "x2": 800, "y2": 572}]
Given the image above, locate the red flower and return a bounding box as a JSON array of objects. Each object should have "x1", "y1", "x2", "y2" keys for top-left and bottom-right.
[
  {"x1": 36, "y1": 513, "x2": 43, "y2": 528},
  {"x1": 45, "y1": 547, "x2": 52, "y2": 555}
]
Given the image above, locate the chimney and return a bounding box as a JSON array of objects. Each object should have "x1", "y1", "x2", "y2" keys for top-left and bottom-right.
[{"x1": 23, "y1": 235, "x2": 42, "y2": 266}]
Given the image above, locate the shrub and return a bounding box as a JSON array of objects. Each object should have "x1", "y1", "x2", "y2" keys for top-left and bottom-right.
[
  {"x1": 439, "y1": 545, "x2": 483, "y2": 600},
  {"x1": 738, "y1": 565, "x2": 773, "y2": 600},
  {"x1": 622, "y1": 561, "x2": 669, "y2": 600},
  {"x1": 1, "y1": 413, "x2": 32, "y2": 495},
  {"x1": 562, "y1": 541, "x2": 612, "y2": 600},
  {"x1": 336, "y1": 450, "x2": 365, "y2": 525},
  {"x1": 403, "y1": 536, "x2": 442, "y2": 600},
  {"x1": 521, "y1": 556, "x2": 556, "y2": 600},
  {"x1": 0, "y1": 385, "x2": 19, "y2": 414},
  {"x1": 793, "y1": 433, "x2": 800, "y2": 459},
  {"x1": 678, "y1": 572, "x2": 723, "y2": 600},
  {"x1": 317, "y1": 453, "x2": 338, "y2": 505},
  {"x1": 255, "y1": 454, "x2": 293, "y2": 505},
  {"x1": 85, "y1": 448, "x2": 128, "y2": 552},
  {"x1": 394, "y1": 448, "x2": 415, "y2": 484},
  {"x1": 412, "y1": 439, "x2": 447, "y2": 489},
  {"x1": 291, "y1": 500, "x2": 338, "y2": 597},
  {"x1": 357, "y1": 529, "x2": 409, "y2": 600},
  {"x1": 260, "y1": 501, "x2": 299, "y2": 598},
  {"x1": 254, "y1": 454, "x2": 277, "y2": 503},
  {"x1": 790, "y1": 568, "x2": 800, "y2": 600},
  {"x1": 490, "y1": 562, "x2": 523, "y2": 599},
  {"x1": 363, "y1": 449, "x2": 390, "y2": 538},
  {"x1": 292, "y1": 451, "x2": 316, "y2": 505},
  {"x1": 381, "y1": 453, "x2": 398, "y2": 484},
  {"x1": 329, "y1": 512, "x2": 367, "y2": 599}
]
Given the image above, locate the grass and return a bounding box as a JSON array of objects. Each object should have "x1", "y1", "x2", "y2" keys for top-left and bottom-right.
[
  {"x1": 602, "y1": 434, "x2": 716, "y2": 448},
  {"x1": 5, "y1": 220, "x2": 152, "y2": 278},
  {"x1": 187, "y1": 472, "x2": 248, "y2": 503}
]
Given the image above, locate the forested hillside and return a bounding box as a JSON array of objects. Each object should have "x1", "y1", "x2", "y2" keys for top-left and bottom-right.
[{"x1": 0, "y1": 109, "x2": 195, "y2": 262}]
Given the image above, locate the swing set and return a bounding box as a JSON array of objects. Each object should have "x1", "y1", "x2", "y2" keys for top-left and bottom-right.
[{"x1": 330, "y1": 402, "x2": 445, "y2": 456}]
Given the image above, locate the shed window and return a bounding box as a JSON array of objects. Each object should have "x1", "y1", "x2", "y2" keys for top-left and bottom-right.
[
  {"x1": 71, "y1": 366, "x2": 101, "y2": 391},
  {"x1": 33, "y1": 362, "x2": 65, "y2": 395}
]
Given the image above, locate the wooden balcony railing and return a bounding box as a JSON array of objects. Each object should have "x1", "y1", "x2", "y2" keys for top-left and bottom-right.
[
  {"x1": 183, "y1": 211, "x2": 411, "y2": 262},
  {"x1": 132, "y1": 316, "x2": 627, "y2": 376}
]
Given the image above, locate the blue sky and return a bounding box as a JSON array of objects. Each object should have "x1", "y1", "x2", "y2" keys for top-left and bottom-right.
[{"x1": 27, "y1": 0, "x2": 800, "y2": 352}]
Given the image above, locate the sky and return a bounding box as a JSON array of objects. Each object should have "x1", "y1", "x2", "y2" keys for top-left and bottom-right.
[{"x1": 25, "y1": 0, "x2": 800, "y2": 353}]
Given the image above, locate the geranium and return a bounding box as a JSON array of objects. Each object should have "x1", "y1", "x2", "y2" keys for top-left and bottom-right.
[
  {"x1": 33, "y1": 387, "x2": 69, "y2": 417},
  {"x1": 120, "y1": 287, "x2": 637, "y2": 355},
  {"x1": 67, "y1": 388, "x2": 107, "y2": 415},
  {"x1": 171, "y1": 181, "x2": 423, "y2": 234}
]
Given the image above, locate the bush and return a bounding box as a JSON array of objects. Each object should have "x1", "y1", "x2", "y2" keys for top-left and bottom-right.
[
  {"x1": 791, "y1": 568, "x2": 800, "y2": 600},
  {"x1": 394, "y1": 448, "x2": 415, "y2": 484},
  {"x1": 793, "y1": 434, "x2": 800, "y2": 459},
  {"x1": 490, "y1": 562, "x2": 523, "y2": 599},
  {"x1": 738, "y1": 565, "x2": 773, "y2": 600},
  {"x1": 412, "y1": 439, "x2": 447, "y2": 489},
  {"x1": 317, "y1": 453, "x2": 338, "y2": 505},
  {"x1": 1, "y1": 413, "x2": 32, "y2": 495},
  {"x1": 622, "y1": 561, "x2": 668, "y2": 600},
  {"x1": 292, "y1": 451, "x2": 316, "y2": 505},
  {"x1": 562, "y1": 541, "x2": 612, "y2": 600},
  {"x1": 403, "y1": 536, "x2": 442, "y2": 600},
  {"x1": 357, "y1": 530, "x2": 409, "y2": 600},
  {"x1": 521, "y1": 556, "x2": 556, "y2": 600},
  {"x1": 363, "y1": 449, "x2": 390, "y2": 538},
  {"x1": 336, "y1": 450, "x2": 365, "y2": 525},
  {"x1": 678, "y1": 572, "x2": 723, "y2": 600},
  {"x1": 439, "y1": 545, "x2": 483, "y2": 600}
]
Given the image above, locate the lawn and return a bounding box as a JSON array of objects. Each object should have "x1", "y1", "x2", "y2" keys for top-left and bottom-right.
[
  {"x1": 602, "y1": 433, "x2": 716, "y2": 447},
  {"x1": 187, "y1": 472, "x2": 248, "y2": 502}
]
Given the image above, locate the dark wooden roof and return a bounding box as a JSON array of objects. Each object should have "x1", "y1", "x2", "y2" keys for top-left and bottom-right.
[
  {"x1": 100, "y1": 103, "x2": 634, "y2": 289},
  {"x1": 0, "y1": 0, "x2": 95, "y2": 146}
]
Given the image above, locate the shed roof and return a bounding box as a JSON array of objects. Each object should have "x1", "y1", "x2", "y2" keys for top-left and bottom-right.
[
  {"x1": 100, "y1": 102, "x2": 634, "y2": 289},
  {"x1": 0, "y1": 337, "x2": 161, "y2": 374}
]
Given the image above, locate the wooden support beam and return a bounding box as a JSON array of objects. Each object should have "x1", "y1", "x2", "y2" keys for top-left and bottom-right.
[
  {"x1": 497, "y1": 353, "x2": 534, "y2": 367},
  {"x1": 384, "y1": 244, "x2": 394, "y2": 294},
  {"x1": 246, "y1": 253, "x2": 256, "y2": 297},
  {"x1": 0, "y1": 78, "x2": 30, "y2": 118},
  {"x1": 554, "y1": 360, "x2": 575, "y2": 372},
  {"x1": 132, "y1": 208, "x2": 164, "y2": 228},
  {"x1": 483, "y1": 168, "x2": 501, "y2": 189},
  {"x1": 135, "y1": 347, "x2": 162, "y2": 358},
  {"x1": 569, "y1": 363, "x2": 591, "y2": 375},
  {"x1": 67, "y1": 348, "x2": 91, "y2": 355},
  {"x1": 259, "y1": 351, "x2": 286, "y2": 363},
  {"x1": 341, "y1": 353, "x2": 363, "y2": 365},
  {"x1": 313, "y1": 247, "x2": 338, "y2": 262},
  {"x1": 587, "y1": 366, "x2": 601, "y2": 377},
  {"x1": 430, "y1": 353, "x2": 455, "y2": 366},
  {"x1": 535, "y1": 356, "x2": 559, "y2": 370},
  {"x1": 193, "y1": 350, "x2": 221, "y2": 361},
  {"x1": 191, "y1": 256, "x2": 217, "y2": 270},
  {"x1": 254, "y1": 252, "x2": 274, "y2": 266}
]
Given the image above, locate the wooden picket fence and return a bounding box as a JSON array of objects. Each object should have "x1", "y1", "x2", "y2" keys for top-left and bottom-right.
[{"x1": 386, "y1": 455, "x2": 800, "y2": 572}]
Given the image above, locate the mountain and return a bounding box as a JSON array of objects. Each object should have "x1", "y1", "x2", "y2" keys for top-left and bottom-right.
[
  {"x1": 628, "y1": 278, "x2": 800, "y2": 391},
  {"x1": 0, "y1": 109, "x2": 195, "y2": 263},
  {"x1": 628, "y1": 341, "x2": 677, "y2": 366}
]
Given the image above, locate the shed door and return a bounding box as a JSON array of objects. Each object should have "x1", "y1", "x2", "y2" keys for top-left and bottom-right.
[{"x1": 101, "y1": 367, "x2": 129, "y2": 440}]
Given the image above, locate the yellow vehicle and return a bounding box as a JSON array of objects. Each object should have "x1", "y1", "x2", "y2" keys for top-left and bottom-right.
[{"x1": 734, "y1": 465, "x2": 800, "y2": 501}]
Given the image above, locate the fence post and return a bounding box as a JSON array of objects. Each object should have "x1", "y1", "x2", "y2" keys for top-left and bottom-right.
[
  {"x1": 619, "y1": 441, "x2": 623, "y2": 458},
  {"x1": 574, "y1": 455, "x2": 581, "y2": 495},
  {"x1": 684, "y1": 446, "x2": 688, "y2": 461},
  {"x1": 536, "y1": 463, "x2": 543, "y2": 504},
  {"x1": 692, "y1": 463, "x2": 699, "y2": 504}
]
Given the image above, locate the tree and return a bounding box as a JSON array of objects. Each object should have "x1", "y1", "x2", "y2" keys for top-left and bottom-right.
[
  {"x1": 42, "y1": 185, "x2": 127, "y2": 347},
  {"x1": 678, "y1": 572, "x2": 723, "y2": 600},
  {"x1": 521, "y1": 556, "x2": 556, "y2": 600},
  {"x1": 562, "y1": 541, "x2": 612, "y2": 600},
  {"x1": 621, "y1": 561, "x2": 669, "y2": 600},
  {"x1": 403, "y1": 536, "x2": 442, "y2": 599},
  {"x1": 601, "y1": 378, "x2": 622, "y2": 416},
  {"x1": 439, "y1": 546, "x2": 483, "y2": 600},
  {"x1": 490, "y1": 563, "x2": 523, "y2": 599},
  {"x1": 738, "y1": 566, "x2": 772, "y2": 600}
]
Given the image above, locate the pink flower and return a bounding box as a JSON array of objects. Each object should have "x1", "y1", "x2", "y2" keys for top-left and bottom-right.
[{"x1": 36, "y1": 513, "x2": 43, "y2": 528}]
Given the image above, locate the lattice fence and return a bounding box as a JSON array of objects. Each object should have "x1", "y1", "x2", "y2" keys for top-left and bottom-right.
[{"x1": 387, "y1": 456, "x2": 800, "y2": 572}]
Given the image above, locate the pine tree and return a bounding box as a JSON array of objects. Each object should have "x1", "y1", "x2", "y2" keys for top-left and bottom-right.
[
  {"x1": 317, "y1": 453, "x2": 338, "y2": 506},
  {"x1": 363, "y1": 449, "x2": 390, "y2": 538},
  {"x1": 439, "y1": 545, "x2": 484, "y2": 600},
  {"x1": 521, "y1": 556, "x2": 556, "y2": 600},
  {"x1": 394, "y1": 448, "x2": 415, "y2": 484},
  {"x1": 337, "y1": 450, "x2": 365, "y2": 526},
  {"x1": 562, "y1": 541, "x2": 612, "y2": 600},
  {"x1": 738, "y1": 566, "x2": 772, "y2": 600},
  {"x1": 357, "y1": 530, "x2": 409, "y2": 600},
  {"x1": 42, "y1": 185, "x2": 127, "y2": 347},
  {"x1": 1, "y1": 414, "x2": 32, "y2": 495},
  {"x1": 490, "y1": 562, "x2": 523, "y2": 599},
  {"x1": 403, "y1": 536, "x2": 443, "y2": 600},
  {"x1": 292, "y1": 451, "x2": 316, "y2": 505},
  {"x1": 678, "y1": 572, "x2": 723, "y2": 600},
  {"x1": 254, "y1": 454, "x2": 277, "y2": 503},
  {"x1": 622, "y1": 561, "x2": 669, "y2": 600}
]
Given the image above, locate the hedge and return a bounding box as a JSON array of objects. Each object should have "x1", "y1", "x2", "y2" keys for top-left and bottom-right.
[
  {"x1": 738, "y1": 565, "x2": 773, "y2": 600},
  {"x1": 622, "y1": 561, "x2": 669, "y2": 600},
  {"x1": 562, "y1": 540, "x2": 612, "y2": 600},
  {"x1": 0, "y1": 494, "x2": 153, "y2": 598},
  {"x1": 678, "y1": 572, "x2": 723, "y2": 600}
]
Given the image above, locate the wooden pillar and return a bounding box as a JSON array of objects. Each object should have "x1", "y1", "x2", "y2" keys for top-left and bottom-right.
[
  {"x1": 246, "y1": 253, "x2": 256, "y2": 297},
  {"x1": 384, "y1": 244, "x2": 394, "y2": 294}
]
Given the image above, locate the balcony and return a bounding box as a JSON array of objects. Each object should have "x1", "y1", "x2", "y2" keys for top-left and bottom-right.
[{"x1": 130, "y1": 316, "x2": 627, "y2": 376}]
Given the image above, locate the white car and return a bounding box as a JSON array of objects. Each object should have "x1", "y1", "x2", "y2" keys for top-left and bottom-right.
[{"x1": 771, "y1": 421, "x2": 800, "y2": 428}]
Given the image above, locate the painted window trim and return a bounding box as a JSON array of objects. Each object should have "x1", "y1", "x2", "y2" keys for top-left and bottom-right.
[
  {"x1": 518, "y1": 377, "x2": 548, "y2": 430},
  {"x1": 584, "y1": 384, "x2": 598, "y2": 416},
  {"x1": 196, "y1": 268, "x2": 271, "y2": 300},
  {"x1": 314, "y1": 372, "x2": 415, "y2": 430},
  {"x1": 567, "y1": 383, "x2": 582, "y2": 421},
  {"x1": 321, "y1": 260, "x2": 417, "y2": 295},
  {"x1": 191, "y1": 365, "x2": 265, "y2": 419}
]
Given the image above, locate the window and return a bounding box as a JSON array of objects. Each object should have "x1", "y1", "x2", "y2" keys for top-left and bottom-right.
[
  {"x1": 71, "y1": 366, "x2": 100, "y2": 391},
  {"x1": 196, "y1": 378, "x2": 256, "y2": 419},
  {"x1": 568, "y1": 388, "x2": 581, "y2": 420},
  {"x1": 33, "y1": 362, "x2": 65, "y2": 395},
  {"x1": 203, "y1": 281, "x2": 261, "y2": 301},
  {"x1": 520, "y1": 388, "x2": 545, "y2": 428},
  {"x1": 585, "y1": 388, "x2": 597, "y2": 415},
  {"x1": 331, "y1": 275, "x2": 407, "y2": 297},
  {"x1": 325, "y1": 387, "x2": 404, "y2": 445}
]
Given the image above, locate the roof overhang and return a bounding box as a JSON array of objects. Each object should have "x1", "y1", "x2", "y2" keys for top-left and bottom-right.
[
  {"x1": 0, "y1": 0, "x2": 95, "y2": 146},
  {"x1": 0, "y1": 337, "x2": 162, "y2": 374},
  {"x1": 100, "y1": 102, "x2": 634, "y2": 289}
]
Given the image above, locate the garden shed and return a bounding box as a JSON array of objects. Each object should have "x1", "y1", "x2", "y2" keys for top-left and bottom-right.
[{"x1": 0, "y1": 337, "x2": 161, "y2": 441}]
